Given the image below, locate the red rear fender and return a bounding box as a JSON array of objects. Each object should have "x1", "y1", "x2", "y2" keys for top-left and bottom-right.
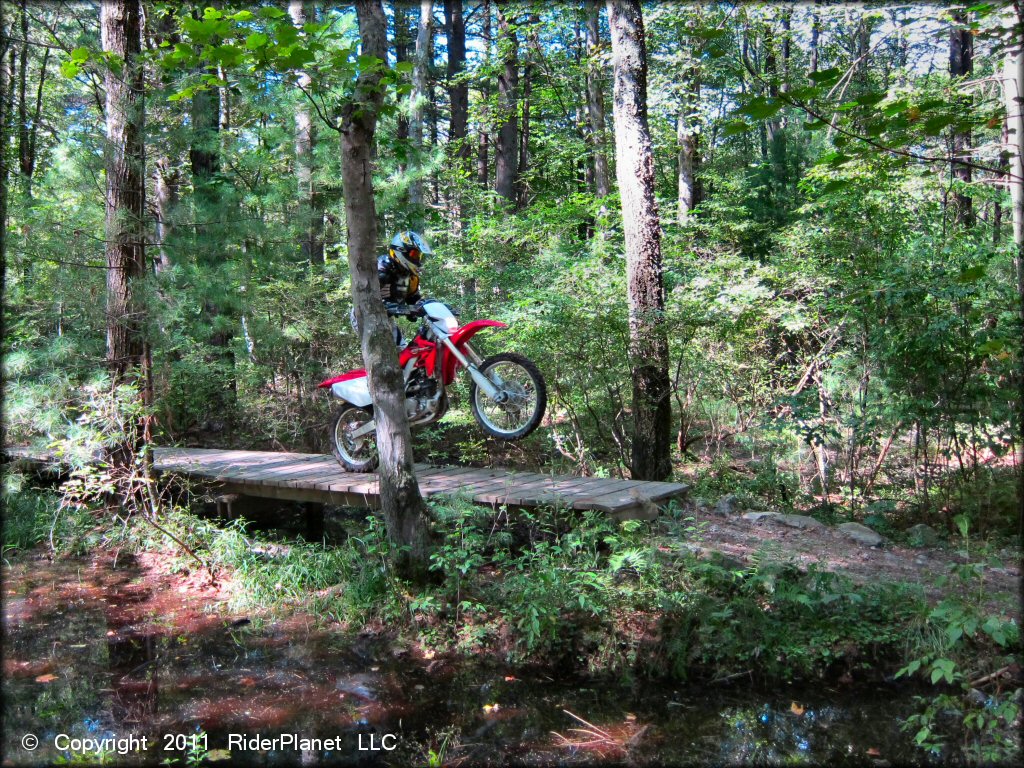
[{"x1": 317, "y1": 369, "x2": 366, "y2": 389}]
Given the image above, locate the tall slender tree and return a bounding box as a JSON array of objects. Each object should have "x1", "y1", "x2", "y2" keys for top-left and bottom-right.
[
  {"x1": 409, "y1": 0, "x2": 434, "y2": 224},
  {"x1": 289, "y1": 0, "x2": 325, "y2": 265},
  {"x1": 1003, "y1": 24, "x2": 1024, "y2": 537},
  {"x1": 444, "y1": 0, "x2": 468, "y2": 161},
  {"x1": 0, "y1": 1, "x2": 11, "y2": 287},
  {"x1": 340, "y1": 0, "x2": 432, "y2": 581},
  {"x1": 102, "y1": 0, "x2": 146, "y2": 384},
  {"x1": 494, "y1": 5, "x2": 519, "y2": 205},
  {"x1": 585, "y1": 0, "x2": 610, "y2": 200},
  {"x1": 476, "y1": 0, "x2": 492, "y2": 188},
  {"x1": 950, "y1": 9, "x2": 974, "y2": 226},
  {"x1": 607, "y1": 0, "x2": 672, "y2": 481}
]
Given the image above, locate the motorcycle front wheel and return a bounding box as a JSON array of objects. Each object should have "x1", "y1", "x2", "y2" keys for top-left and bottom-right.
[
  {"x1": 330, "y1": 405, "x2": 379, "y2": 472},
  {"x1": 469, "y1": 352, "x2": 547, "y2": 440}
]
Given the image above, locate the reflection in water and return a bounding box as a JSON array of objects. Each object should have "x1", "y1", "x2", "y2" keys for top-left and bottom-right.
[{"x1": 2, "y1": 553, "x2": 929, "y2": 766}]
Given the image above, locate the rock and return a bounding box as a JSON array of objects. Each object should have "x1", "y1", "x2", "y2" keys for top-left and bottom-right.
[
  {"x1": 714, "y1": 494, "x2": 740, "y2": 516},
  {"x1": 907, "y1": 523, "x2": 940, "y2": 548},
  {"x1": 742, "y1": 511, "x2": 780, "y2": 523},
  {"x1": 774, "y1": 514, "x2": 826, "y2": 531},
  {"x1": 838, "y1": 522, "x2": 885, "y2": 547},
  {"x1": 966, "y1": 688, "x2": 987, "y2": 707}
]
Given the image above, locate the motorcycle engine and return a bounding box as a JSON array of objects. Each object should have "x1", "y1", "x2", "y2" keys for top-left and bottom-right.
[{"x1": 405, "y1": 369, "x2": 441, "y2": 425}]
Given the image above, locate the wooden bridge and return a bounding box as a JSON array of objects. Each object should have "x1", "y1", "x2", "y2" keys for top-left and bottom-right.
[{"x1": 5, "y1": 446, "x2": 689, "y2": 520}]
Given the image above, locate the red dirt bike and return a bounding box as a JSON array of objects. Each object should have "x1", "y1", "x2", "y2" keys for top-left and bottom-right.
[{"x1": 317, "y1": 299, "x2": 546, "y2": 472}]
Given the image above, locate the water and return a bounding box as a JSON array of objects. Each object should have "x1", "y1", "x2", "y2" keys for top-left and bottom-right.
[{"x1": 2, "y1": 552, "x2": 931, "y2": 766}]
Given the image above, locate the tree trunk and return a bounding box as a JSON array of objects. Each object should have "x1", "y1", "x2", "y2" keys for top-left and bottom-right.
[
  {"x1": 444, "y1": 0, "x2": 468, "y2": 160},
  {"x1": 393, "y1": 3, "x2": 412, "y2": 170},
  {"x1": 153, "y1": 158, "x2": 177, "y2": 273},
  {"x1": 476, "y1": 0, "x2": 491, "y2": 188},
  {"x1": 1003, "y1": 34, "x2": 1024, "y2": 539},
  {"x1": 809, "y1": 11, "x2": 819, "y2": 75},
  {"x1": 289, "y1": 0, "x2": 324, "y2": 265},
  {"x1": 607, "y1": 0, "x2": 672, "y2": 481},
  {"x1": 677, "y1": 71, "x2": 700, "y2": 224},
  {"x1": 16, "y1": 0, "x2": 29, "y2": 182},
  {"x1": 102, "y1": 0, "x2": 147, "y2": 383},
  {"x1": 409, "y1": 0, "x2": 434, "y2": 225},
  {"x1": 0, "y1": 1, "x2": 11, "y2": 300},
  {"x1": 516, "y1": 15, "x2": 535, "y2": 209},
  {"x1": 189, "y1": 91, "x2": 219, "y2": 182},
  {"x1": 341, "y1": 0, "x2": 432, "y2": 582},
  {"x1": 585, "y1": 0, "x2": 610, "y2": 199},
  {"x1": 494, "y1": 5, "x2": 519, "y2": 205},
  {"x1": 950, "y1": 10, "x2": 974, "y2": 226}
]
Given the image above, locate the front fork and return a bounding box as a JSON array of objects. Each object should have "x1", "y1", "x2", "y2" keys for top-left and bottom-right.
[{"x1": 432, "y1": 326, "x2": 507, "y2": 402}]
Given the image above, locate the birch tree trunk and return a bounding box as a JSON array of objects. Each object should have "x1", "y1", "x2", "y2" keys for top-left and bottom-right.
[
  {"x1": 607, "y1": 0, "x2": 672, "y2": 481},
  {"x1": 341, "y1": 0, "x2": 432, "y2": 581},
  {"x1": 1003, "y1": 33, "x2": 1024, "y2": 538},
  {"x1": 289, "y1": 0, "x2": 324, "y2": 265}
]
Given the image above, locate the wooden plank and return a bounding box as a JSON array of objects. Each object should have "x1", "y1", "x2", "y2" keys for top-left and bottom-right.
[
  {"x1": 155, "y1": 451, "x2": 310, "y2": 475},
  {"x1": 473, "y1": 473, "x2": 590, "y2": 507},
  {"x1": 419, "y1": 467, "x2": 511, "y2": 496},
  {"x1": 201, "y1": 456, "x2": 325, "y2": 482},
  {"x1": 571, "y1": 480, "x2": 689, "y2": 512},
  {"x1": 261, "y1": 463, "x2": 350, "y2": 488},
  {"x1": 474, "y1": 476, "x2": 637, "y2": 507},
  {"x1": 424, "y1": 469, "x2": 512, "y2": 500}
]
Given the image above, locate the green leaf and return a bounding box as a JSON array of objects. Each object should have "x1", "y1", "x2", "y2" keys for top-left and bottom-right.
[
  {"x1": 855, "y1": 90, "x2": 886, "y2": 107},
  {"x1": 720, "y1": 120, "x2": 750, "y2": 137},
  {"x1": 60, "y1": 60, "x2": 80, "y2": 78},
  {"x1": 808, "y1": 66, "x2": 842, "y2": 85},
  {"x1": 71, "y1": 47, "x2": 90, "y2": 63},
  {"x1": 923, "y1": 114, "x2": 956, "y2": 135},
  {"x1": 395, "y1": 60, "x2": 414, "y2": 74},
  {"x1": 957, "y1": 264, "x2": 986, "y2": 282},
  {"x1": 357, "y1": 53, "x2": 381, "y2": 70},
  {"x1": 977, "y1": 338, "x2": 1005, "y2": 355},
  {"x1": 738, "y1": 96, "x2": 783, "y2": 120},
  {"x1": 245, "y1": 33, "x2": 269, "y2": 49},
  {"x1": 820, "y1": 179, "x2": 851, "y2": 194},
  {"x1": 258, "y1": 6, "x2": 287, "y2": 18}
]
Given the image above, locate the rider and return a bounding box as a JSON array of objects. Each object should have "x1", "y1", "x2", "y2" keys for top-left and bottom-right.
[{"x1": 352, "y1": 230, "x2": 434, "y2": 348}]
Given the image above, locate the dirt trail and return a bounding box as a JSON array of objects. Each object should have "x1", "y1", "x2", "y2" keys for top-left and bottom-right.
[{"x1": 674, "y1": 503, "x2": 1020, "y2": 618}]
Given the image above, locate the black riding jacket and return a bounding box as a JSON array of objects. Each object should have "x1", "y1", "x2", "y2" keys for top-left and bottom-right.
[{"x1": 377, "y1": 254, "x2": 421, "y2": 313}]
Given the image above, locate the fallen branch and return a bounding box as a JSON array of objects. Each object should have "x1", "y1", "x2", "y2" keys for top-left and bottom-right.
[{"x1": 970, "y1": 665, "x2": 1013, "y2": 688}]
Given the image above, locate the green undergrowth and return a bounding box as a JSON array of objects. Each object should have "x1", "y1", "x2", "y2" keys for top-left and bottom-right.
[{"x1": 4, "y1": 483, "x2": 1019, "y2": 762}]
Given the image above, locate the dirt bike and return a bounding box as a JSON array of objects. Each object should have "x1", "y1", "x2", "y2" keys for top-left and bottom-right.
[{"x1": 317, "y1": 299, "x2": 547, "y2": 472}]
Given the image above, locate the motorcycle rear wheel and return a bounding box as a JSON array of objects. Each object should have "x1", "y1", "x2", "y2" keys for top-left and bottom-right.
[
  {"x1": 469, "y1": 352, "x2": 547, "y2": 440},
  {"x1": 330, "y1": 405, "x2": 379, "y2": 472}
]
